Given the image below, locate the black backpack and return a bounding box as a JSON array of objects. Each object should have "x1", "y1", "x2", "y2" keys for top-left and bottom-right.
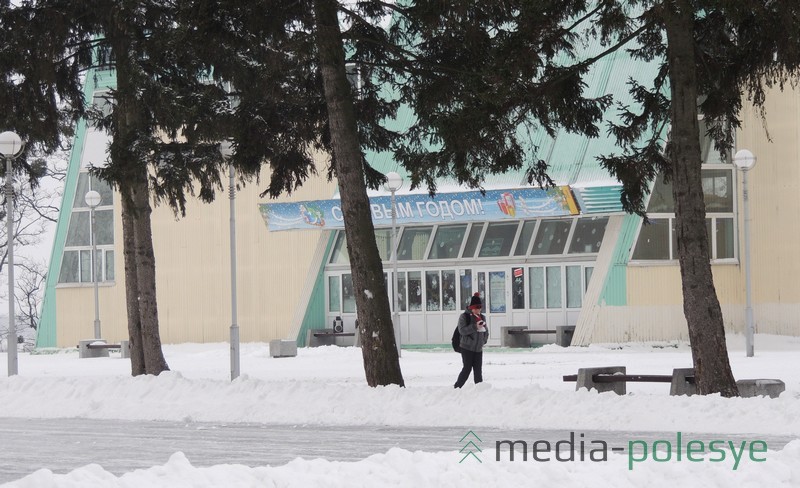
[{"x1": 451, "y1": 311, "x2": 469, "y2": 352}]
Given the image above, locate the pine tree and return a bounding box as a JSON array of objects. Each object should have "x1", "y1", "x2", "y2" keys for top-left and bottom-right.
[
  {"x1": 593, "y1": 0, "x2": 800, "y2": 396},
  {"x1": 183, "y1": 0, "x2": 627, "y2": 386},
  {"x1": 32, "y1": 0, "x2": 241, "y2": 375}
]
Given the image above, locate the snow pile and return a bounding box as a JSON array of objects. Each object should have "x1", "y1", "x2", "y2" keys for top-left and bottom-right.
[{"x1": 10, "y1": 443, "x2": 800, "y2": 488}]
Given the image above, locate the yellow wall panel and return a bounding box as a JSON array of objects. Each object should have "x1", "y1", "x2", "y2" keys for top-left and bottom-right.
[{"x1": 55, "y1": 163, "x2": 337, "y2": 347}]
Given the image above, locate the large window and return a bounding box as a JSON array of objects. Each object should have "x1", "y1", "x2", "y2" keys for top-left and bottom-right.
[
  {"x1": 59, "y1": 174, "x2": 115, "y2": 284},
  {"x1": 514, "y1": 221, "x2": 537, "y2": 256},
  {"x1": 428, "y1": 225, "x2": 467, "y2": 259},
  {"x1": 531, "y1": 219, "x2": 572, "y2": 255},
  {"x1": 632, "y1": 167, "x2": 736, "y2": 262},
  {"x1": 478, "y1": 222, "x2": 518, "y2": 257},
  {"x1": 329, "y1": 228, "x2": 394, "y2": 264},
  {"x1": 398, "y1": 227, "x2": 432, "y2": 261},
  {"x1": 568, "y1": 217, "x2": 608, "y2": 254},
  {"x1": 461, "y1": 223, "x2": 484, "y2": 258}
]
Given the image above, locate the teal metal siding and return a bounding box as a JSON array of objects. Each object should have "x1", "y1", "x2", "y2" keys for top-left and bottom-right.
[
  {"x1": 295, "y1": 232, "x2": 337, "y2": 346},
  {"x1": 599, "y1": 213, "x2": 642, "y2": 306}
]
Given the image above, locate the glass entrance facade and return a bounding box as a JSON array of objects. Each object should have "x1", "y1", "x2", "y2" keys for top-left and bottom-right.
[{"x1": 324, "y1": 216, "x2": 608, "y2": 345}]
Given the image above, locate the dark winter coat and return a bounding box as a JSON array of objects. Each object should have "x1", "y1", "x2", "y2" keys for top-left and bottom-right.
[{"x1": 457, "y1": 310, "x2": 489, "y2": 353}]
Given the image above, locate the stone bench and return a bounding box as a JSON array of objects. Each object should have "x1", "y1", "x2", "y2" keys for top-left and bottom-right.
[
  {"x1": 564, "y1": 366, "x2": 784, "y2": 397},
  {"x1": 500, "y1": 325, "x2": 575, "y2": 347},
  {"x1": 78, "y1": 340, "x2": 130, "y2": 359}
]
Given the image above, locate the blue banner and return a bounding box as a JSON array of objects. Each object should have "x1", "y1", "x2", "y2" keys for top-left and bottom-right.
[{"x1": 259, "y1": 186, "x2": 579, "y2": 231}]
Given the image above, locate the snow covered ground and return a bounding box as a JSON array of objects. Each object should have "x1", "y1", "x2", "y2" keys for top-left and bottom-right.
[{"x1": 1, "y1": 333, "x2": 800, "y2": 487}]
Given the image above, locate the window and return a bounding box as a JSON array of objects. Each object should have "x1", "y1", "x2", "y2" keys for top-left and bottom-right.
[
  {"x1": 342, "y1": 274, "x2": 355, "y2": 313},
  {"x1": 528, "y1": 267, "x2": 544, "y2": 309},
  {"x1": 632, "y1": 166, "x2": 735, "y2": 262},
  {"x1": 462, "y1": 223, "x2": 484, "y2": 258},
  {"x1": 425, "y1": 271, "x2": 441, "y2": 311},
  {"x1": 397, "y1": 273, "x2": 407, "y2": 312},
  {"x1": 328, "y1": 276, "x2": 341, "y2": 312},
  {"x1": 428, "y1": 225, "x2": 467, "y2": 259},
  {"x1": 647, "y1": 175, "x2": 674, "y2": 213},
  {"x1": 546, "y1": 266, "x2": 562, "y2": 308},
  {"x1": 532, "y1": 219, "x2": 572, "y2": 255},
  {"x1": 478, "y1": 222, "x2": 518, "y2": 257},
  {"x1": 566, "y1": 266, "x2": 582, "y2": 308},
  {"x1": 514, "y1": 221, "x2": 536, "y2": 256},
  {"x1": 329, "y1": 231, "x2": 349, "y2": 264},
  {"x1": 512, "y1": 268, "x2": 525, "y2": 309},
  {"x1": 408, "y1": 271, "x2": 423, "y2": 311},
  {"x1": 398, "y1": 227, "x2": 432, "y2": 261},
  {"x1": 584, "y1": 267, "x2": 594, "y2": 293},
  {"x1": 632, "y1": 219, "x2": 670, "y2": 260},
  {"x1": 568, "y1": 217, "x2": 608, "y2": 254},
  {"x1": 374, "y1": 229, "x2": 393, "y2": 261},
  {"x1": 702, "y1": 169, "x2": 733, "y2": 213},
  {"x1": 459, "y1": 270, "x2": 473, "y2": 309},
  {"x1": 715, "y1": 217, "x2": 735, "y2": 259},
  {"x1": 59, "y1": 173, "x2": 115, "y2": 284},
  {"x1": 330, "y1": 229, "x2": 394, "y2": 264},
  {"x1": 699, "y1": 117, "x2": 729, "y2": 165},
  {"x1": 65, "y1": 212, "x2": 90, "y2": 246},
  {"x1": 441, "y1": 270, "x2": 457, "y2": 311}
]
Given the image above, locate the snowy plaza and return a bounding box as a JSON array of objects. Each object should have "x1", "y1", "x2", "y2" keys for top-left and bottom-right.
[{"x1": 1, "y1": 334, "x2": 799, "y2": 487}]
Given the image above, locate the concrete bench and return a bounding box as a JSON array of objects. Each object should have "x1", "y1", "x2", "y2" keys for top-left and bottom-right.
[
  {"x1": 563, "y1": 366, "x2": 697, "y2": 395},
  {"x1": 500, "y1": 325, "x2": 575, "y2": 347},
  {"x1": 78, "y1": 340, "x2": 130, "y2": 359},
  {"x1": 564, "y1": 367, "x2": 784, "y2": 397}
]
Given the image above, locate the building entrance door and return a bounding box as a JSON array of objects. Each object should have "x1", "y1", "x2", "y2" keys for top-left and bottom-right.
[{"x1": 475, "y1": 269, "x2": 508, "y2": 345}]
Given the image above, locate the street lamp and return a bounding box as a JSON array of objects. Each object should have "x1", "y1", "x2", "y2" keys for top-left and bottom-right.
[
  {"x1": 385, "y1": 171, "x2": 403, "y2": 356},
  {"x1": 219, "y1": 140, "x2": 239, "y2": 380},
  {"x1": 733, "y1": 148, "x2": 757, "y2": 358},
  {"x1": 85, "y1": 190, "x2": 102, "y2": 340},
  {"x1": 1, "y1": 131, "x2": 24, "y2": 376}
]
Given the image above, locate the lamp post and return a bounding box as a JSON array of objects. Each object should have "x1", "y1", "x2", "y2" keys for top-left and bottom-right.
[
  {"x1": 85, "y1": 190, "x2": 102, "y2": 340},
  {"x1": 385, "y1": 171, "x2": 403, "y2": 356},
  {"x1": 733, "y1": 148, "x2": 757, "y2": 358},
  {"x1": 219, "y1": 140, "x2": 239, "y2": 380},
  {"x1": 0, "y1": 131, "x2": 24, "y2": 376}
]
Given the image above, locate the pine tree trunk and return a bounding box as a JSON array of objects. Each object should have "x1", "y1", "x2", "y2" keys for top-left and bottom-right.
[
  {"x1": 109, "y1": 10, "x2": 169, "y2": 376},
  {"x1": 664, "y1": 1, "x2": 738, "y2": 397},
  {"x1": 313, "y1": 0, "x2": 404, "y2": 387},
  {"x1": 120, "y1": 185, "x2": 146, "y2": 375},
  {"x1": 129, "y1": 170, "x2": 169, "y2": 375}
]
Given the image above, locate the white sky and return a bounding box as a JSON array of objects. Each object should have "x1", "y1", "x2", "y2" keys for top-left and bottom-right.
[{"x1": 1, "y1": 333, "x2": 799, "y2": 486}]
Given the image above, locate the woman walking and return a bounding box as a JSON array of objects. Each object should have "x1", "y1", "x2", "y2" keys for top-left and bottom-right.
[{"x1": 454, "y1": 293, "x2": 489, "y2": 388}]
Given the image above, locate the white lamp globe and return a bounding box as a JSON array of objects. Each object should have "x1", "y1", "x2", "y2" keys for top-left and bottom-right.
[
  {"x1": 733, "y1": 149, "x2": 757, "y2": 171},
  {"x1": 85, "y1": 190, "x2": 102, "y2": 208},
  {"x1": 385, "y1": 171, "x2": 403, "y2": 192},
  {"x1": 0, "y1": 131, "x2": 24, "y2": 158}
]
